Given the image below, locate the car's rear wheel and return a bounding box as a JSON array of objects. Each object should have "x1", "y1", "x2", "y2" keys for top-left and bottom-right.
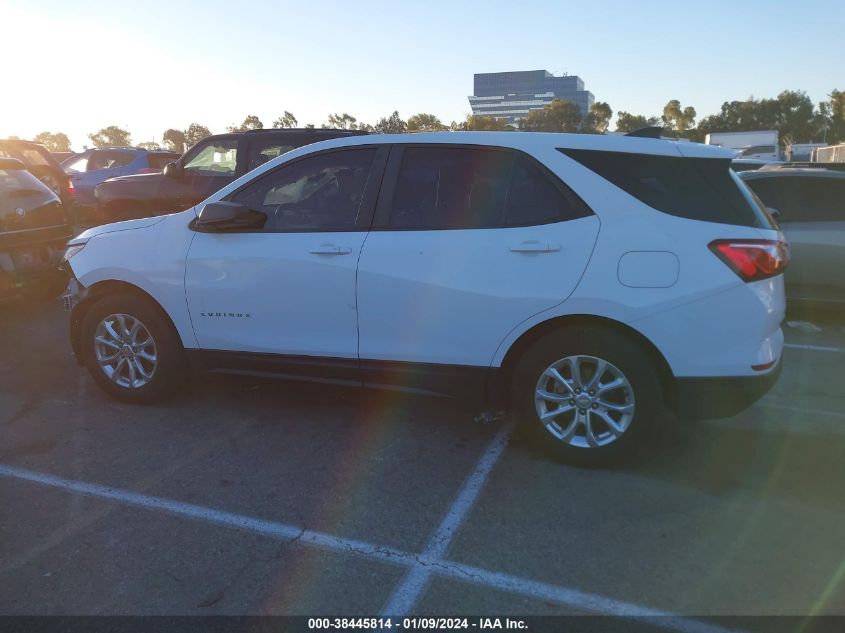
[
  {"x1": 511, "y1": 326, "x2": 666, "y2": 466},
  {"x1": 80, "y1": 292, "x2": 185, "y2": 403}
]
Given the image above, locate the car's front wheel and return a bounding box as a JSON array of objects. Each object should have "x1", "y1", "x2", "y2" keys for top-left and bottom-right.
[
  {"x1": 80, "y1": 292, "x2": 185, "y2": 403},
  {"x1": 511, "y1": 326, "x2": 666, "y2": 466}
]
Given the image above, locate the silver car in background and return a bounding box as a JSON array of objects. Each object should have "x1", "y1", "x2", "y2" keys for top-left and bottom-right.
[{"x1": 741, "y1": 166, "x2": 845, "y2": 308}]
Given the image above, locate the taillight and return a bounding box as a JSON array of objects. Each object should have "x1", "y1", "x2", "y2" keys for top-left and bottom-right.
[
  {"x1": 67, "y1": 176, "x2": 75, "y2": 197},
  {"x1": 709, "y1": 239, "x2": 789, "y2": 282}
]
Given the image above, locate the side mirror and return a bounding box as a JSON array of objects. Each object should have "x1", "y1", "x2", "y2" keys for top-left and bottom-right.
[
  {"x1": 196, "y1": 201, "x2": 266, "y2": 231},
  {"x1": 163, "y1": 162, "x2": 183, "y2": 179},
  {"x1": 767, "y1": 207, "x2": 781, "y2": 220}
]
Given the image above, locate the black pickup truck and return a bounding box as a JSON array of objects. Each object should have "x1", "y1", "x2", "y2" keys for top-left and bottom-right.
[{"x1": 94, "y1": 128, "x2": 368, "y2": 224}]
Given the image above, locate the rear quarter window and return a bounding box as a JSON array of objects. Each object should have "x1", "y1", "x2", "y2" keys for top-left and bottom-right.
[{"x1": 561, "y1": 149, "x2": 774, "y2": 229}]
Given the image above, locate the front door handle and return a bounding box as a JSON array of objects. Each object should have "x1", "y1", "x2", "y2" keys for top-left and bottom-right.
[
  {"x1": 509, "y1": 241, "x2": 561, "y2": 253},
  {"x1": 309, "y1": 244, "x2": 352, "y2": 255}
]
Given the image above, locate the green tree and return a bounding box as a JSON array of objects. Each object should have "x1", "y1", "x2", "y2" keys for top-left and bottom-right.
[
  {"x1": 520, "y1": 100, "x2": 582, "y2": 132},
  {"x1": 227, "y1": 115, "x2": 263, "y2": 133},
  {"x1": 374, "y1": 111, "x2": 407, "y2": 134},
  {"x1": 407, "y1": 113, "x2": 447, "y2": 132},
  {"x1": 661, "y1": 100, "x2": 697, "y2": 136},
  {"x1": 325, "y1": 113, "x2": 358, "y2": 129},
  {"x1": 464, "y1": 115, "x2": 510, "y2": 131},
  {"x1": 273, "y1": 111, "x2": 298, "y2": 128},
  {"x1": 615, "y1": 112, "x2": 660, "y2": 133},
  {"x1": 449, "y1": 120, "x2": 468, "y2": 131},
  {"x1": 137, "y1": 141, "x2": 161, "y2": 150},
  {"x1": 582, "y1": 102, "x2": 613, "y2": 134},
  {"x1": 33, "y1": 131, "x2": 71, "y2": 152},
  {"x1": 88, "y1": 125, "x2": 131, "y2": 148},
  {"x1": 304, "y1": 123, "x2": 316, "y2": 129},
  {"x1": 162, "y1": 128, "x2": 186, "y2": 153},
  {"x1": 184, "y1": 123, "x2": 211, "y2": 148},
  {"x1": 825, "y1": 89, "x2": 845, "y2": 143},
  {"x1": 693, "y1": 91, "x2": 826, "y2": 144}
]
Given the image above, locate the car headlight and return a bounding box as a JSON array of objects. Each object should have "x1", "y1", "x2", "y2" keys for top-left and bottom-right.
[{"x1": 62, "y1": 243, "x2": 87, "y2": 262}]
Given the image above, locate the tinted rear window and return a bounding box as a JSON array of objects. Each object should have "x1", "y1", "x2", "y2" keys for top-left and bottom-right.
[
  {"x1": 561, "y1": 149, "x2": 774, "y2": 229},
  {"x1": 746, "y1": 176, "x2": 845, "y2": 222}
]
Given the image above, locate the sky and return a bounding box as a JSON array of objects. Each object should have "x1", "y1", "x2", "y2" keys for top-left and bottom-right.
[{"x1": 1, "y1": 0, "x2": 843, "y2": 150}]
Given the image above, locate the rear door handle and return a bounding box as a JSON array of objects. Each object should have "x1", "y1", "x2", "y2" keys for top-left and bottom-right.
[
  {"x1": 309, "y1": 244, "x2": 352, "y2": 255},
  {"x1": 509, "y1": 241, "x2": 561, "y2": 253}
]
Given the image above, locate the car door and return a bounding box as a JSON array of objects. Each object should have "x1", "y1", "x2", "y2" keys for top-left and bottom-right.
[
  {"x1": 356, "y1": 145, "x2": 600, "y2": 395},
  {"x1": 185, "y1": 145, "x2": 388, "y2": 378}
]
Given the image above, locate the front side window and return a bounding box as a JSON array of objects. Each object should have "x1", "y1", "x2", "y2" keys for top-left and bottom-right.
[
  {"x1": 228, "y1": 148, "x2": 376, "y2": 231},
  {"x1": 183, "y1": 140, "x2": 238, "y2": 176},
  {"x1": 562, "y1": 149, "x2": 775, "y2": 229}
]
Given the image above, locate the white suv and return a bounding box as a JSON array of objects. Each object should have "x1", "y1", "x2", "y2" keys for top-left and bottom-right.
[{"x1": 63, "y1": 132, "x2": 787, "y2": 464}]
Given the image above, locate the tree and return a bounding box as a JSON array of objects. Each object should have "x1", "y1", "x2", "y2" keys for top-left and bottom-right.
[
  {"x1": 137, "y1": 141, "x2": 161, "y2": 150},
  {"x1": 662, "y1": 100, "x2": 697, "y2": 136},
  {"x1": 582, "y1": 102, "x2": 613, "y2": 134},
  {"x1": 407, "y1": 113, "x2": 447, "y2": 132},
  {"x1": 33, "y1": 131, "x2": 71, "y2": 152},
  {"x1": 304, "y1": 123, "x2": 316, "y2": 129},
  {"x1": 184, "y1": 123, "x2": 211, "y2": 148},
  {"x1": 449, "y1": 120, "x2": 468, "y2": 131},
  {"x1": 325, "y1": 113, "x2": 358, "y2": 130},
  {"x1": 273, "y1": 111, "x2": 298, "y2": 128},
  {"x1": 692, "y1": 91, "x2": 825, "y2": 144},
  {"x1": 88, "y1": 126, "x2": 131, "y2": 148},
  {"x1": 463, "y1": 115, "x2": 510, "y2": 131},
  {"x1": 227, "y1": 115, "x2": 263, "y2": 133},
  {"x1": 374, "y1": 111, "x2": 407, "y2": 134},
  {"x1": 615, "y1": 112, "x2": 660, "y2": 133},
  {"x1": 520, "y1": 99, "x2": 582, "y2": 132},
  {"x1": 162, "y1": 128, "x2": 186, "y2": 153},
  {"x1": 825, "y1": 89, "x2": 845, "y2": 143}
]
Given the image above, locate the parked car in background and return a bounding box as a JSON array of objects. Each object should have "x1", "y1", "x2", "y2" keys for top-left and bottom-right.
[
  {"x1": 0, "y1": 140, "x2": 75, "y2": 210},
  {"x1": 64, "y1": 132, "x2": 786, "y2": 465},
  {"x1": 706, "y1": 130, "x2": 780, "y2": 161},
  {"x1": 62, "y1": 147, "x2": 180, "y2": 225},
  {"x1": 0, "y1": 158, "x2": 72, "y2": 299},
  {"x1": 740, "y1": 166, "x2": 845, "y2": 308},
  {"x1": 93, "y1": 129, "x2": 368, "y2": 224}
]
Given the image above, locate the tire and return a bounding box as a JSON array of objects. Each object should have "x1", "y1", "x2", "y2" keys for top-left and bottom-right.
[
  {"x1": 511, "y1": 326, "x2": 666, "y2": 466},
  {"x1": 79, "y1": 292, "x2": 185, "y2": 403}
]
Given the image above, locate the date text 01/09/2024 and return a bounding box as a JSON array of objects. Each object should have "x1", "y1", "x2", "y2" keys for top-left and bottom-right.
[{"x1": 307, "y1": 618, "x2": 528, "y2": 630}]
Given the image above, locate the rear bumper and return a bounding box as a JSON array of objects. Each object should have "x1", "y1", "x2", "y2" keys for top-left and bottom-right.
[{"x1": 674, "y1": 358, "x2": 783, "y2": 421}]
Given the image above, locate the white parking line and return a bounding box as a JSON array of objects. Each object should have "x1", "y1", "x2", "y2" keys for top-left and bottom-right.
[
  {"x1": 783, "y1": 343, "x2": 845, "y2": 353},
  {"x1": 380, "y1": 424, "x2": 512, "y2": 617},
  {"x1": 0, "y1": 462, "x2": 742, "y2": 633}
]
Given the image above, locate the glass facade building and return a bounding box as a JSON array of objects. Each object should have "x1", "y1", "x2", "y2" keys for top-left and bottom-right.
[{"x1": 468, "y1": 70, "x2": 595, "y2": 126}]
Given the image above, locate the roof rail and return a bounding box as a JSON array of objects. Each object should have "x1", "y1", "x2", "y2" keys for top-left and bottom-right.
[{"x1": 625, "y1": 126, "x2": 665, "y2": 139}]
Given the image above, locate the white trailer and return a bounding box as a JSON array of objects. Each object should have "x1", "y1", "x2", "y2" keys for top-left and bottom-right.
[{"x1": 705, "y1": 131, "x2": 779, "y2": 161}]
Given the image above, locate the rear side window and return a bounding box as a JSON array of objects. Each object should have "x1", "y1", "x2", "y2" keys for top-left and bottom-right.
[
  {"x1": 561, "y1": 149, "x2": 774, "y2": 229},
  {"x1": 147, "y1": 154, "x2": 179, "y2": 170},
  {"x1": 388, "y1": 148, "x2": 590, "y2": 229},
  {"x1": 88, "y1": 152, "x2": 136, "y2": 171}
]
